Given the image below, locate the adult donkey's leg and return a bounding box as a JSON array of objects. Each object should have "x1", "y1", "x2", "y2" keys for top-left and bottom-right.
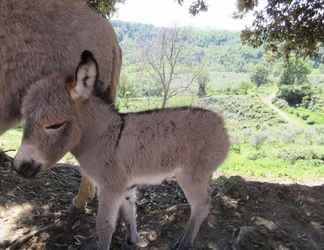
[{"x1": 73, "y1": 175, "x2": 96, "y2": 209}]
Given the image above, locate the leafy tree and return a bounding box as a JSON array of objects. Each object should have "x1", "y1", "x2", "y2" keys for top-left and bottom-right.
[
  {"x1": 177, "y1": 0, "x2": 208, "y2": 15},
  {"x1": 251, "y1": 64, "x2": 270, "y2": 87},
  {"x1": 279, "y1": 58, "x2": 311, "y2": 86},
  {"x1": 88, "y1": 0, "x2": 124, "y2": 17},
  {"x1": 240, "y1": 0, "x2": 324, "y2": 58}
]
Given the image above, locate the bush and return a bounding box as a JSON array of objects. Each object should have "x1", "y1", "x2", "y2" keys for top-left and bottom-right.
[
  {"x1": 238, "y1": 81, "x2": 255, "y2": 94},
  {"x1": 250, "y1": 131, "x2": 267, "y2": 149},
  {"x1": 277, "y1": 84, "x2": 313, "y2": 106},
  {"x1": 279, "y1": 58, "x2": 311, "y2": 86},
  {"x1": 251, "y1": 64, "x2": 270, "y2": 87},
  {"x1": 278, "y1": 148, "x2": 324, "y2": 164}
]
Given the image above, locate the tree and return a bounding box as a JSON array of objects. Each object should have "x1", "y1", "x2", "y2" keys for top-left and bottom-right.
[
  {"x1": 88, "y1": 0, "x2": 125, "y2": 17},
  {"x1": 141, "y1": 27, "x2": 200, "y2": 108},
  {"x1": 251, "y1": 64, "x2": 270, "y2": 87},
  {"x1": 279, "y1": 58, "x2": 311, "y2": 86},
  {"x1": 177, "y1": 0, "x2": 208, "y2": 15},
  {"x1": 240, "y1": 0, "x2": 324, "y2": 58}
]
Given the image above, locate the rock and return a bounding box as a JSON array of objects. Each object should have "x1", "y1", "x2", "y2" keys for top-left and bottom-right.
[{"x1": 252, "y1": 216, "x2": 278, "y2": 231}]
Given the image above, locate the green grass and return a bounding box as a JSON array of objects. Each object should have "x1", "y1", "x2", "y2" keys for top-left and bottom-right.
[
  {"x1": 0, "y1": 127, "x2": 22, "y2": 156},
  {"x1": 219, "y1": 144, "x2": 324, "y2": 181},
  {"x1": 286, "y1": 107, "x2": 324, "y2": 125}
]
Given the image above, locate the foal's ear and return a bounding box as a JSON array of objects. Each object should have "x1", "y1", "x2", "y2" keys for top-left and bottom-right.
[{"x1": 67, "y1": 50, "x2": 99, "y2": 100}]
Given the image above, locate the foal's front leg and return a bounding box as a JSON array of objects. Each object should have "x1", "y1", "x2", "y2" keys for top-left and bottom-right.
[{"x1": 96, "y1": 190, "x2": 123, "y2": 250}]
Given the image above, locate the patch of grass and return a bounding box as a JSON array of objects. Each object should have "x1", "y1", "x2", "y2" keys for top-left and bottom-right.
[
  {"x1": 218, "y1": 144, "x2": 324, "y2": 181},
  {"x1": 288, "y1": 107, "x2": 324, "y2": 125},
  {"x1": 0, "y1": 127, "x2": 22, "y2": 156}
]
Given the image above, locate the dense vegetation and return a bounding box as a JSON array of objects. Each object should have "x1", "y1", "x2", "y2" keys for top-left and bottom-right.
[{"x1": 241, "y1": 0, "x2": 324, "y2": 58}]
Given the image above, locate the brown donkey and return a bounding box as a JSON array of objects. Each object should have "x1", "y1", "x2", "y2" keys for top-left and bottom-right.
[
  {"x1": 0, "y1": 0, "x2": 122, "y2": 210},
  {"x1": 13, "y1": 51, "x2": 230, "y2": 250}
]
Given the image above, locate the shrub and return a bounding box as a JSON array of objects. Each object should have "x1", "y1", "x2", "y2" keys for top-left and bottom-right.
[
  {"x1": 277, "y1": 84, "x2": 313, "y2": 106},
  {"x1": 251, "y1": 64, "x2": 270, "y2": 87},
  {"x1": 250, "y1": 131, "x2": 267, "y2": 149},
  {"x1": 238, "y1": 81, "x2": 255, "y2": 94},
  {"x1": 279, "y1": 58, "x2": 311, "y2": 86}
]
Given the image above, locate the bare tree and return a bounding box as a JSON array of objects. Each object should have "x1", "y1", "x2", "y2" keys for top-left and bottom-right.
[{"x1": 141, "y1": 27, "x2": 202, "y2": 108}]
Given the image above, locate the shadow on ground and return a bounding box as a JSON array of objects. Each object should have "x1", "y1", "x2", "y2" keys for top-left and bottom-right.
[{"x1": 1, "y1": 151, "x2": 324, "y2": 250}]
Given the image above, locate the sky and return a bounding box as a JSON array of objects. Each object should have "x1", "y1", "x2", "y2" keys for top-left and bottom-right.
[{"x1": 112, "y1": 0, "x2": 261, "y2": 31}]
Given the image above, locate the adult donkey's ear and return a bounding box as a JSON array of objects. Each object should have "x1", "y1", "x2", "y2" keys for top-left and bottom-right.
[{"x1": 67, "y1": 50, "x2": 100, "y2": 101}]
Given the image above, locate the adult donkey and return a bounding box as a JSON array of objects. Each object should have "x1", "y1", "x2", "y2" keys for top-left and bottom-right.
[{"x1": 0, "y1": 0, "x2": 122, "y2": 210}]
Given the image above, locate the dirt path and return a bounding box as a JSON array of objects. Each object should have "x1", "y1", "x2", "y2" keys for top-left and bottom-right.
[{"x1": 259, "y1": 93, "x2": 306, "y2": 128}]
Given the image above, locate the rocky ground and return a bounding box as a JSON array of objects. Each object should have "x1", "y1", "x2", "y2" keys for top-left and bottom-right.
[{"x1": 1, "y1": 151, "x2": 324, "y2": 250}]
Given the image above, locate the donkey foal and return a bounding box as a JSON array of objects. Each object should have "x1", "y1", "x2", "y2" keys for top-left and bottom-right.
[{"x1": 13, "y1": 51, "x2": 230, "y2": 250}]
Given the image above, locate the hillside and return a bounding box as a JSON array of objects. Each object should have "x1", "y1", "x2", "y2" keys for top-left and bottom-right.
[{"x1": 112, "y1": 20, "x2": 264, "y2": 73}]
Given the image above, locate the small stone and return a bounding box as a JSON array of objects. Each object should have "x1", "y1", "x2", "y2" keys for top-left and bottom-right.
[
  {"x1": 148, "y1": 230, "x2": 158, "y2": 241},
  {"x1": 136, "y1": 237, "x2": 149, "y2": 248}
]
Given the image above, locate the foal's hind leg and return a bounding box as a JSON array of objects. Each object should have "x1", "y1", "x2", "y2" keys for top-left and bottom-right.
[
  {"x1": 120, "y1": 188, "x2": 140, "y2": 245},
  {"x1": 175, "y1": 172, "x2": 210, "y2": 250}
]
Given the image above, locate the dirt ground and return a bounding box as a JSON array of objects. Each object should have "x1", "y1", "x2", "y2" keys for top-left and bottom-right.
[{"x1": 1, "y1": 151, "x2": 324, "y2": 250}]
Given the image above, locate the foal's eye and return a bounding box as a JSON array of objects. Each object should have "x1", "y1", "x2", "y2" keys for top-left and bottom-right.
[{"x1": 44, "y1": 122, "x2": 66, "y2": 130}]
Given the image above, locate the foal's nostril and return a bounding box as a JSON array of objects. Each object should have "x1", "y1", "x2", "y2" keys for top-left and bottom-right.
[{"x1": 17, "y1": 161, "x2": 41, "y2": 178}]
